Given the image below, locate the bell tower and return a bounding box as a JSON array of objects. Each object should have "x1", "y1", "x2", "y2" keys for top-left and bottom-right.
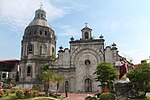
[
  {"x1": 81, "y1": 23, "x2": 92, "y2": 40},
  {"x1": 20, "y1": 6, "x2": 56, "y2": 83}
]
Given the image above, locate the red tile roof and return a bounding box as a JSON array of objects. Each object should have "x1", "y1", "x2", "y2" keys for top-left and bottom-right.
[{"x1": 0, "y1": 59, "x2": 19, "y2": 63}]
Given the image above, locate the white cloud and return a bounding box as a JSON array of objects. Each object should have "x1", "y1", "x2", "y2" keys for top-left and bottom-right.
[
  {"x1": 0, "y1": 0, "x2": 87, "y2": 35},
  {"x1": 57, "y1": 25, "x2": 79, "y2": 36},
  {"x1": 0, "y1": 0, "x2": 66, "y2": 34},
  {"x1": 119, "y1": 49, "x2": 150, "y2": 64},
  {"x1": 106, "y1": 17, "x2": 150, "y2": 64}
]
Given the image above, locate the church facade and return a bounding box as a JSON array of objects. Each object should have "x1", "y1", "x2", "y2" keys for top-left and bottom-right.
[{"x1": 19, "y1": 7, "x2": 123, "y2": 92}]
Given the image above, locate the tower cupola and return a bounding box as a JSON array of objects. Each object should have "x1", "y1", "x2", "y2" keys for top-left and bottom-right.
[
  {"x1": 28, "y1": 5, "x2": 51, "y2": 28},
  {"x1": 35, "y1": 7, "x2": 46, "y2": 19},
  {"x1": 81, "y1": 23, "x2": 92, "y2": 40}
]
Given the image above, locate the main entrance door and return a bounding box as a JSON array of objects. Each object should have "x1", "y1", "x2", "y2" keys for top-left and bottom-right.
[{"x1": 84, "y1": 78, "x2": 92, "y2": 92}]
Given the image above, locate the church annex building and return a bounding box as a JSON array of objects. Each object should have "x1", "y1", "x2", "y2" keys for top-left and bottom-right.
[{"x1": 0, "y1": 7, "x2": 132, "y2": 93}]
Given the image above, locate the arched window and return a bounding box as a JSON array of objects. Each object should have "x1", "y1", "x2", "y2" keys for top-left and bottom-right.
[
  {"x1": 40, "y1": 30, "x2": 42, "y2": 35},
  {"x1": 41, "y1": 14, "x2": 43, "y2": 18},
  {"x1": 27, "y1": 66, "x2": 32, "y2": 76},
  {"x1": 65, "y1": 81, "x2": 69, "y2": 92},
  {"x1": 84, "y1": 32, "x2": 89, "y2": 39},
  {"x1": 40, "y1": 44, "x2": 47, "y2": 55},
  {"x1": 28, "y1": 44, "x2": 33, "y2": 54},
  {"x1": 34, "y1": 30, "x2": 36, "y2": 35},
  {"x1": 45, "y1": 31, "x2": 47, "y2": 36},
  {"x1": 29, "y1": 31, "x2": 32, "y2": 35},
  {"x1": 52, "y1": 47, "x2": 55, "y2": 53}
]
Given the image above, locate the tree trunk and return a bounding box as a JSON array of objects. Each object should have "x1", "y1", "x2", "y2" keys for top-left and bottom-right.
[
  {"x1": 144, "y1": 91, "x2": 147, "y2": 97},
  {"x1": 44, "y1": 81, "x2": 49, "y2": 96},
  {"x1": 56, "y1": 81, "x2": 59, "y2": 94}
]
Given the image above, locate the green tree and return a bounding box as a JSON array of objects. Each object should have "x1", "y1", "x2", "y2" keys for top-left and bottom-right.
[
  {"x1": 40, "y1": 70, "x2": 56, "y2": 96},
  {"x1": 40, "y1": 63, "x2": 50, "y2": 71},
  {"x1": 127, "y1": 62, "x2": 150, "y2": 98},
  {"x1": 54, "y1": 75, "x2": 64, "y2": 94},
  {"x1": 36, "y1": 64, "x2": 50, "y2": 81},
  {"x1": 94, "y1": 62, "x2": 118, "y2": 89}
]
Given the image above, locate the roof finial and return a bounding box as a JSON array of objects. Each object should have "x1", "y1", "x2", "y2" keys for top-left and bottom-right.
[
  {"x1": 85, "y1": 23, "x2": 88, "y2": 27},
  {"x1": 40, "y1": 2, "x2": 43, "y2": 10}
]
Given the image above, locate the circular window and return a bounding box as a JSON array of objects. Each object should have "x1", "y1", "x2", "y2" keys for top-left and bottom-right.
[{"x1": 85, "y1": 60, "x2": 91, "y2": 65}]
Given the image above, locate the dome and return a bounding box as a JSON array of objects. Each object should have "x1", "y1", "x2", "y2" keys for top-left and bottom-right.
[
  {"x1": 28, "y1": 7, "x2": 51, "y2": 28},
  {"x1": 28, "y1": 19, "x2": 51, "y2": 27}
]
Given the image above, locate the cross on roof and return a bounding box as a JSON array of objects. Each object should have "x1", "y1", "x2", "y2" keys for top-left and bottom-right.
[
  {"x1": 85, "y1": 23, "x2": 88, "y2": 27},
  {"x1": 40, "y1": 2, "x2": 43, "y2": 10}
]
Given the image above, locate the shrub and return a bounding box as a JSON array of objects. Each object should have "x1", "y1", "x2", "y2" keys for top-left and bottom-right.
[
  {"x1": 12, "y1": 86, "x2": 19, "y2": 93},
  {"x1": 32, "y1": 84, "x2": 41, "y2": 91},
  {"x1": 31, "y1": 90, "x2": 39, "y2": 97},
  {"x1": 3, "y1": 89, "x2": 10, "y2": 96},
  {"x1": 99, "y1": 92, "x2": 116, "y2": 100},
  {"x1": 23, "y1": 88, "x2": 39, "y2": 98},
  {"x1": 0, "y1": 90, "x2": 4, "y2": 97},
  {"x1": 16, "y1": 90, "x2": 24, "y2": 99},
  {"x1": 23, "y1": 88, "x2": 31, "y2": 98}
]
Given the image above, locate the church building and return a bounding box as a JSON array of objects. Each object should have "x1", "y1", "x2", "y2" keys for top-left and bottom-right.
[{"x1": 19, "y1": 7, "x2": 124, "y2": 92}]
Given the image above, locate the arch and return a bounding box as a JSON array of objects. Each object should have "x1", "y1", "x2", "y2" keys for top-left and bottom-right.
[
  {"x1": 27, "y1": 66, "x2": 32, "y2": 77},
  {"x1": 73, "y1": 48, "x2": 102, "y2": 68},
  {"x1": 27, "y1": 44, "x2": 34, "y2": 54},
  {"x1": 84, "y1": 32, "x2": 89, "y2": 39},
  {"x1": 40, "y1": 30, "x2": 42, "y2": 35},
  {"x1": 40, "y1": 44, "x2": 47, "y2": 55},
  {"x1": 34, "y1": 30, "x2": 36, "y2": 35},
  {"x1": 84, "y1": 78, "x2": 92, "y2": 92},
  {"x1": 52, "y1": 47, "x2": 55, "y2": 53},
  {"x1": 29, "y1": 31, "x2": 32, "y2": 35},
  {"x1": 45, "y1": 31, "x2": 48, "y2": 36}
]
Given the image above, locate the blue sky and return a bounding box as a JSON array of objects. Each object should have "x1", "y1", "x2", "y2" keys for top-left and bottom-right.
[{"x1": 0, "y1": 0, "x2": 150, "y2": 64}]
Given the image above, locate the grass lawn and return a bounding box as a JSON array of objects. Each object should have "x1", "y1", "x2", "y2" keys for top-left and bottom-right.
[
  {"x1": 0, "y1": 93, "x2": 17, "y2": 100},
  {"x1": 145, "y1": 96, "x2": 150, "y2": 100},
  {"x1": 130, "y1": 96, "x2": 150, "y2": 100},
  {"x1": 0, "y1": 93, "x2": 67, "y2": 100}
]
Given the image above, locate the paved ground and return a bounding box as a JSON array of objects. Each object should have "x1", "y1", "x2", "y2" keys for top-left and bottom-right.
[
  {"x1": 59, "y1": 92, "x2": 150, "y2": 100},
  {"x1": 60, "y1": 93, "x2": 95, "y2": 100},
  {"x1": 146, "y1": 92, "x2": 150, "y2": 96}
]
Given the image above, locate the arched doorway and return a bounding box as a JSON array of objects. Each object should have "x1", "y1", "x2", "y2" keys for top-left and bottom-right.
[{"x1": 84, "y1": 78, "x2": 92, "y2": 92}]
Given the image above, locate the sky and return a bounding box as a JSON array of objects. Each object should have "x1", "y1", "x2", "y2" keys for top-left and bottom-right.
[{"x1": 0, "y1": 0, "x2": 150, "y2": 64}]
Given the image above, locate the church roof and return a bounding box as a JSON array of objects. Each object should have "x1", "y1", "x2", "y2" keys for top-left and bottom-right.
[
  {"x1": 81, "y1": 26, "x2": 92, "y2": 31},
  {"x1": 28, "y1": 19, "x2": 51, "y2": 28},
  {"x1": 28, "y1": 6, "x2": 51, "y2": 28},
  {"x1": 0, "y1": 59, "x2": 19, "y2": 63}
]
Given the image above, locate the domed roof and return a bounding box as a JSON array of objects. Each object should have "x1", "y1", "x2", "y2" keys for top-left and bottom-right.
[
  {"x1": 28, "y1": 19, "x2": 51, "y2": 27},
  {"x1": 28, "y1": 7, "x2": 51, "y2": 28}
]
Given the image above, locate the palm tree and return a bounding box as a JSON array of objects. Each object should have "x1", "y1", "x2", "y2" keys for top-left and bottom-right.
[
  {"x1": 40, "y1": 70, "x2": 56, "y2": 96},
  {"x1": 54, "y1": 76, "x2": 64, "y2": 94}
]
